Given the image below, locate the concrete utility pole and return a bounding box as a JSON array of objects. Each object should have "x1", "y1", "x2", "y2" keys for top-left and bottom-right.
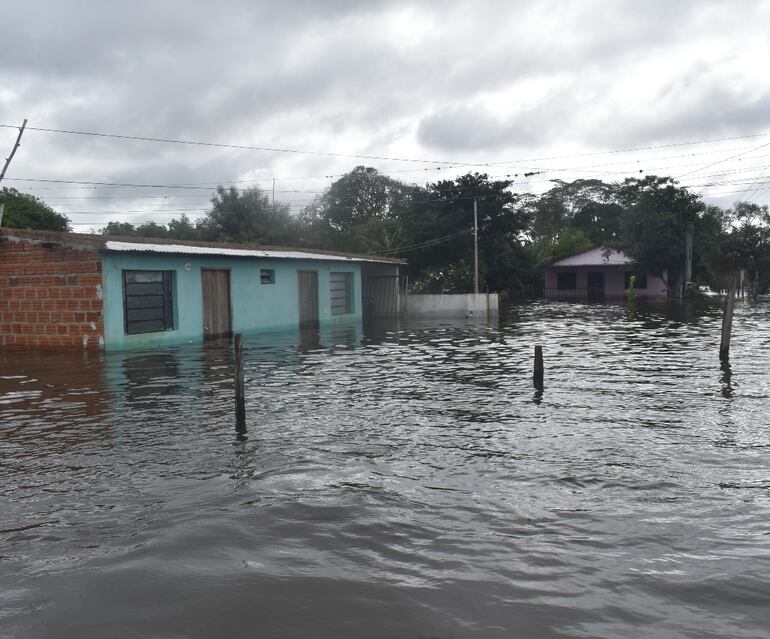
[
  {"x1": 272, "y1": 178, "x2": 275, "y2": 207},
  {"x1": 0, "y1": 203, "x2": 5, "y2": 227},
  {"x1": 0, "y1": 119, "x2": 28, "y2": 185},
  {"x1": 473, "y1": 198, "x2": 479, "y2": 294},
  {"x1": 684, "y1": 223, "x2": 694, "y2": 296}
]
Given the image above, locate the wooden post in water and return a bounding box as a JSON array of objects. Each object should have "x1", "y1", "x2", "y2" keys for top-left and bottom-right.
[
  {"x1": 533, "y1": 345, "x2": 544, "y2": 391},
  {"x1": 234, "y1": 333, "x2": 246, "y2": 434},
  {"x1": 719, "y1": 279, "x2": 736, "y2": 362}
]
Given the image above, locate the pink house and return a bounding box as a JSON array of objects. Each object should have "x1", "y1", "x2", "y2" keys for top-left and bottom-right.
[{"x1": 544, "y1": 247, "x2": 667, "y2": 301}]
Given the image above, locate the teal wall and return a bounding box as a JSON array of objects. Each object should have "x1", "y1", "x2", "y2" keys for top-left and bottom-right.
[{"x1": 101, "y1": 252, "x2": 362, "y2": 350}]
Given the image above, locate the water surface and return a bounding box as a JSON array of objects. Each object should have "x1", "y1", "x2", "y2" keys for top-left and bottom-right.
[{"x1": 2, "y1": 300, "x2": 769, "y2": 638}]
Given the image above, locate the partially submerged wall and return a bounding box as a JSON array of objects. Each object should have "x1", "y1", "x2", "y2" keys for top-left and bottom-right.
[
  {"x1": 0, "y1": 229, "x2": 104, "y2": 349},
  {"x1": 406, "y1": 293, "x2": 498, "y2": 318}
]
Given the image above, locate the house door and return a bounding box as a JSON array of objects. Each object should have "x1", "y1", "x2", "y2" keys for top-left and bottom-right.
[
  {"x1": 201, "y1": 269, "x2": 232, "y2": 339},
  {"x1": 587, "y1": 272, "x2": 605, "y2": 301},
  {"x1": 298, "y1": 271, "x2": 319, "y2": 329}
]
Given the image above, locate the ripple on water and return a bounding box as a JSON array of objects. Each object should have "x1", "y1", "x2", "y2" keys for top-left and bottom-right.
[{"x1": 1, "y1": 300, "x2": 770, "y2": 638}]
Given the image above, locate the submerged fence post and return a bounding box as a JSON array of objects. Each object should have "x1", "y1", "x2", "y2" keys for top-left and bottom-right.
[
  {"x1": 719, "y1": 279, "x2": 736, "y2": 362},
  {"x1": 234, "y1": 333, "x2": 246, "y2": 435},
  {"x1": 533, "y1": 345, "x2": 544, "y2": 391}
]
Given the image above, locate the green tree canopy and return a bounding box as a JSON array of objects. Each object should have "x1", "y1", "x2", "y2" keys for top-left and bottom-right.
[
  {"x1": 0, "y1": 187, "x2": 70, "y2": 231},
  {"x1": 719, "y1": 202, "x2": 770, "y2": 289},
  {"x1": 301, "y1": 166, "x2": 417, "y2": 253},
  {"x1": 198, "y1": 185, "x2": 300, "y2": 244},
  {"x1": 615, "y1": 176, "x2": 705, "y2": 294},
  {"x1": 399, "y1": 173, "x2": 530, "y2": 292}
]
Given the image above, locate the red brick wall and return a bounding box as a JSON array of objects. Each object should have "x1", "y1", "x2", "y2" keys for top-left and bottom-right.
[{"x1": 0, "y1": 232, "x2": 104, "y2": 349}]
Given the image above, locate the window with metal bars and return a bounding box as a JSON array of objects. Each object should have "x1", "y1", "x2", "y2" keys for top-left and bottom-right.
[
  {"x1": 123, "y1": 270, "x2": 174, "y2": 335},
  {"x1": 330, "y1": 272, "x2": 353, "y2": 315}
]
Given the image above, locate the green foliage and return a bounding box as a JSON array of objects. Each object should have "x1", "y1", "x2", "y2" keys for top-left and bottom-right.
[
  {"x1": 625, "y1": 274, "x2": 636, "y2": 302},
  {"x1": 718, "y1": 202, "x2": 770, "y2": 292},
  {"x1": 410, "y1": 262, "x2": 473, "y2": 294},
  {"x1": 167, "y1": 214, "x2": 200, "y2": 241},
  {"x1": 301, "y1": 166, "x2": 415, "y2": 253},
  {"x1": 400, "y1": 173, "x2": 529, "y2": 292},
  {"x1": 614, "y1": 176, "x2": 705, "y2": 294},
  {"x1": 530, "y1": 179, "x2": 619, "y2": 244},
  {"x1": 537, "y1": 228, "x2": 594, "y2": 266},
  {"x1": 87, "y1": 169, "x2": 768, "y2": 298},
  {"x1": 100, "y1": 220, "x2": 170, "y2": 238},
  {"x1": 0, "y1": 187, "x2": 70, "y2": 231},
  {"x1": 198, "y1": 185, "x2": 299, "y2": 244},
  {"x1": 100, "y1": 221, "x2": 139, "y2": 236},
  {"x1": 101, "y1": 216, "x2": 199, "y2": 241}
]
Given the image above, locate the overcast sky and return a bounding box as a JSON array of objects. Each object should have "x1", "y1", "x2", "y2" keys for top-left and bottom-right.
[{"x1": 2, "y1": 0, "x2": 770, "y2": 231}]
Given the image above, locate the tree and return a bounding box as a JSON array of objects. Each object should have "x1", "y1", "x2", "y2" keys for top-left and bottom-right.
[
  {"x1": 615, "y1": 176, "x2": 705, "y2": 296},
  {"x1": 100, "y1": 221, "x2": 138, "y2": 236},
  {"x1": 530, "y1": 179, "x2": 619, "y2": 244},
  {"x1": 301, "y1": 166, "x2": 416, "y2": 253},
  {"x1": 167, "y1": 214, "x2": 199, "y2": 241},
  {"x1": 538, "y1": 228, "x2": 594, "y2": 266},
  {"x1": 719, "y1": 202, "x2": 770, "y2": 293},
  {"x1": 198, "y1": 185, "x2": 300, "y2": 244},
  {"x1": 0, "y1": 187, "x2": 70, "y2": 231},
  {"x1": 100, "y1": 220, "x2": 170, "y2": 238},
  {"x1": 399, "y1": 173, "x2": 529, "y2": 292}
]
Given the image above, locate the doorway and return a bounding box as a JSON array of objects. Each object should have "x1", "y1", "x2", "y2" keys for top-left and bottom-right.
[
  {"x1": 587, "y1": 271, "x2": 605, "y2": 301},
  {"x1": 201, "y1": 269, "x2": 232, "y2": 339},
  {"x1": 298, "y1": 270, "x2": 319, "y2": 329}
]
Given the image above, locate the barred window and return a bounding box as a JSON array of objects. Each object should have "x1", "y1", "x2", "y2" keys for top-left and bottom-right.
[
  {"x1": 260, "y1": 269, "x2": 275, "y2": 284},
  {"x1": 330, "y1": 272, "x2": 353, "y2": 315},
  {"x1": 123, "y1": 270, "x2": 174, "y2": 335}
]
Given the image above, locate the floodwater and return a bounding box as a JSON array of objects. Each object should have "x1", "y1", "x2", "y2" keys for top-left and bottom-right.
[{"x1": 2, "y1": 300, "x2": 769, "y2": 639}]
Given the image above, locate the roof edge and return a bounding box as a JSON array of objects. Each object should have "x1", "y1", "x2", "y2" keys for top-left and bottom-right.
[{"x1": 0, "y1": 227, "x2": 405, "y2": 264}]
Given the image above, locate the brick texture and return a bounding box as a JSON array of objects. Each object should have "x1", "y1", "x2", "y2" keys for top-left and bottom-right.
[{"x1": 1, "y1": 231, "x2": 104, "y2": 349}]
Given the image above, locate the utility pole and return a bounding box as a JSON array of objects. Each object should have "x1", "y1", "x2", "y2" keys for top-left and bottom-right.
[
  {"x1": 272, "y1": 178, "x2": 275, "y2": 207},
  {"x1": 684, "y1": 223, "x2": 694, "y2": 297},
  {"x1": 0, "y1": 119, "x2": 28, "y2": 184},
  {"x1": 0, "y1": 203, "x2": 4, "y2": 227},
  {"x1": 473, "y1": 198, "x2": 479, "y2": 294}
]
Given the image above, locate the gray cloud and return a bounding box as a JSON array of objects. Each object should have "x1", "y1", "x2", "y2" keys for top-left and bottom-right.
[{"x1": 2, "y1": 0, "x2": 769, "y2": 226}]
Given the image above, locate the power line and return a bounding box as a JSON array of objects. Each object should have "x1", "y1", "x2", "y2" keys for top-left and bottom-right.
[
  {"x1": 4, "y1": 122, "x2": 770, "y2": 170},
  {"x1": 676, "y1": 139, "x2": 770, "y2": 179},
  {"x1": 376, "y1": 229, "x2": 473, "y2": 255},
  {"x1": 0, "y1": 123, "x2": 479, "y2": 167}
]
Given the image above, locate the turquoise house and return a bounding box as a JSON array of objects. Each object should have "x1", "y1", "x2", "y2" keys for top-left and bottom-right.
[{"x1": 100, "y1": 238, "x2": 402, "y2": 351}]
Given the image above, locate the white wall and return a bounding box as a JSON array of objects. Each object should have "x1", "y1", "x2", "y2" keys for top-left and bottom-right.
[{"x1": 406, "y1": 293, "x2": 498, "y2": 318}]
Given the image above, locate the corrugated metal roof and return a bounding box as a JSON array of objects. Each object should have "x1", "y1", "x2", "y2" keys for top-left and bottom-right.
[
  {"x1": 104, "y1": 240, "x2": 400, "y2": 264},
  {"x1": 550, "y1": 247, "x2": 632, "y2": 267}
]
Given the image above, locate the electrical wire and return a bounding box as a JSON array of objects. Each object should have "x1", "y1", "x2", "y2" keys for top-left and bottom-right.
[{"x1": 376, "y1": 229, "x2": 473, "y2": 255}]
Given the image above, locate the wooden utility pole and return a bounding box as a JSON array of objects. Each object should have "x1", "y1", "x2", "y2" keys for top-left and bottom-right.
[
  {"x1": 0, "y1": 119, "x2": 28, "y2": 184},
  {"x1": 234, "y1": 333, "x2": 247, "y2": 435},
  {"x1": 533, "y1": 345, "x2": 544, "y2": 391},
  {"x1": 473, "y1": 198, "x2": 479, "y2": 294},
  {"x1": 719, "y1": 279, "x2": 736, "y2": 361}
]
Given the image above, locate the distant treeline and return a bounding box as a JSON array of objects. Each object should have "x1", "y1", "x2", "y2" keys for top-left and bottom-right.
[{"x1": 3, "y1": 169, "x2": 769, "y2": 296}]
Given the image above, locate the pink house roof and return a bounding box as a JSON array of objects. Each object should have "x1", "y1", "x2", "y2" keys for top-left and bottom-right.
[{"x1": 550, "y1": 247, "x2": 633, "y2": 267}]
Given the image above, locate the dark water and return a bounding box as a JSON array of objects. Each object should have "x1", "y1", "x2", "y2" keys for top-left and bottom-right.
[{"x1": 2, "y1": 300, "x2": 770, "y2": 638}]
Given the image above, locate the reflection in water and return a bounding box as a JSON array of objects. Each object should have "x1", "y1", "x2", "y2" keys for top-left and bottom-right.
[
  {"x1": 2, "y1": 302, "x2": 770, "y2": 639},
  {"x1": 122, "y1": 351, "x2": 181, "y2": 400},
  {"x1": 720, "y1": 358, "x2": 734, "y2": 398},
  {"x1": 297, "y1": 327, "x2": 321, "y2": 353}
]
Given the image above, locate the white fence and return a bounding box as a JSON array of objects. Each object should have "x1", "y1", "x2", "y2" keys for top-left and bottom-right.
[{"x1": 405, "y1": 293, "x2": 498, "y2": 318}]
